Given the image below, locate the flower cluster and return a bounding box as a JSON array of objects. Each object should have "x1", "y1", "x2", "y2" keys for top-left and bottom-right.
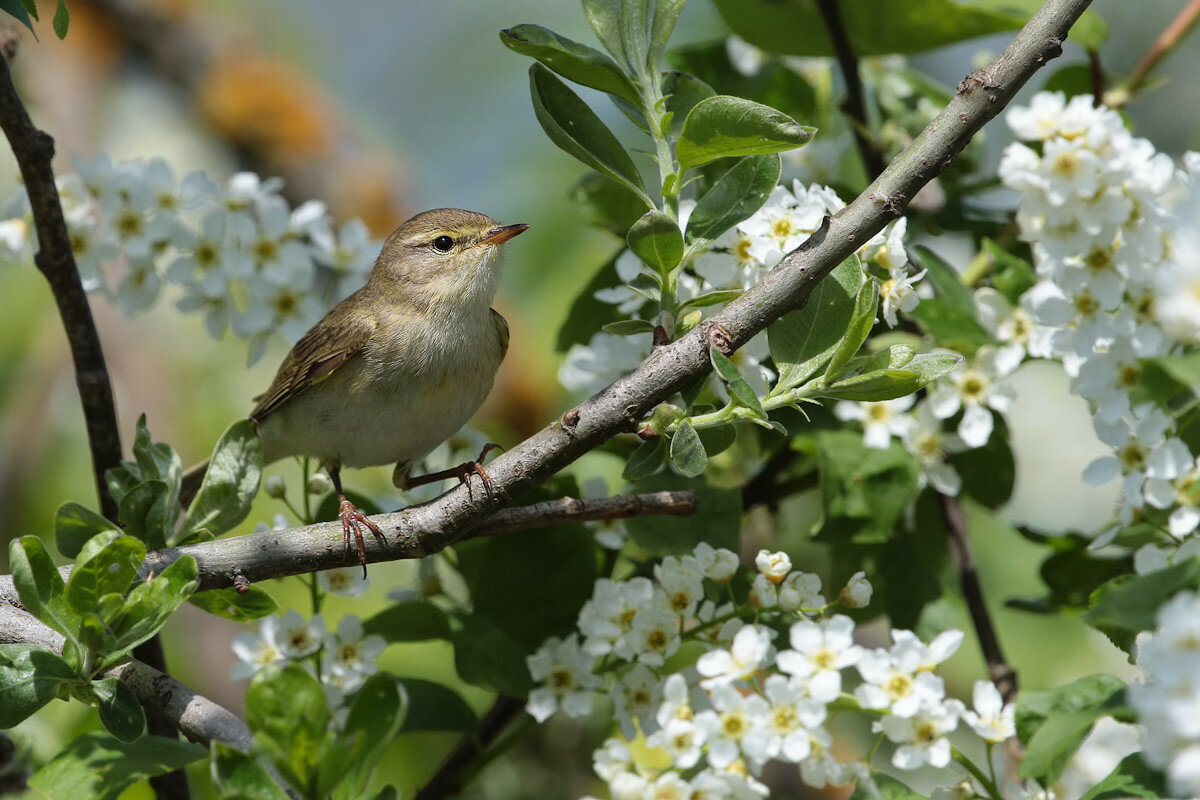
[
  {"x1": 1129, "y1": 590, "x2": 1200, "y2": 798},
  {"x1": 525, "y1": 544, "x2": 1014, "y2": 798},
  {"x1": 230, "y1": 607, "x2": 385, "y2": 705},
  {"x1": 997, "y1": 92, "x2": 1199, "y2": 540},
  {"x1": 0, "y1": 155, "x2": 378, "y2": 364}
]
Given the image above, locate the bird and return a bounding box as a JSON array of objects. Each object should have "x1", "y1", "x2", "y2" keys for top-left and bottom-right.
[{"x1": 182, "y1": 208, "x2": 527, "y2": 575}]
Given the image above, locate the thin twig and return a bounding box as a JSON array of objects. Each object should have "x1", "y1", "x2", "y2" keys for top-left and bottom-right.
[
  {"x1": 813, "y1": 0, "x2": 886, "y2": 180},
  {"x1": 0, "y1": 492, "x2": 698, "y2": 603},
  {"x1": 0, "y1": 48, "x2": 122, "y2": 520},
  {"x1": 412, "y1": 696, "x2": 524, "y2": 800},
  {"x1": 1105, "y1": 0, "x2": 1200, "y2": 108},
  {"x1": 940, "y1": 492, "x2": 1018, "y2": 703}
]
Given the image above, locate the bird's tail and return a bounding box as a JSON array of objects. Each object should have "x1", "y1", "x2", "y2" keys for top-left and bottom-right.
[{"x1": 179, "y1": 458, "x2": 210, "y2": 508}]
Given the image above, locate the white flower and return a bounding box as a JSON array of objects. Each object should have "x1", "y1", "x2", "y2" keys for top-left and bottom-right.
[
  {"x1": 697, "y1": 625, "x2": 774, "y2": 689},
  {"x1": 695, "y1": 684, "x2": 769, "y2": 768},
  {"x1": 834, "y1": 396, "x2": 916, "y2": 450},
  {"x1": 526, "y1": 633, "x2": 600, "y2": 722},
  {"x1": 962, "y1": 680, "x2": 1015, "y2": 743},
  {"x1": 559, "y1": 331, "x2": 646, "y2": 396},
  {"x1": 275, "y1": 609, "x2": 325, "y2": 658},
  {"x1": 649, "y1": 715, "x2": 706, "y2": 770},
  {"x1": 323, "y1": 615, "x2": 385, "y2": 679},
  {"x1": 693, "y1": 542, "x2": 739, "y2": 582},
  {"x1": 611, "y1": 663, "x2": 661, "y2": 738},
  {"x1": 627, "y1": 602, "x2": 682, "y2": 667},
  {"x1": 878, "y1": 264, "x2": 926, "y2": 327},
  {"x1": 927, "y1": 347, "x2": 1018, "y2": 448},
  {"x1": 776, "y1": 615, "x2": 863, "y2": 703},
  {"x1": 754, "y1": 549, "x2": 791, "y2": 583},
  {"x1": 743, "y1": 674, "x2": 826, "y2": 765},
  {"x1": 654, "y1": 554, "x2": 706, "y2": 617},
  {"x1": 777, "y1": 571, "x2": 825, "y2": 613},
  {"x1": 903, "y1": 401, "x2": 969, "y2": 495},
  {"x1": 855, "y1": 629, "x2": 960, "y2": 717},
  {"x1": 592, "y1": 737, "x2": 633, "y2": 782},
  {"x1": 579, "y1": 577, "x2": 654, "y2": 658},
  {"x1": 229, "y1": 617, "x2": 285, "y2": 680},
  {"x1": 840, "y1": 571, "x2": 873, "y2": 608},
  {"x1": 875, "y1": 698, "x2": 963, "y2": 769},
  {"x1": 318, "y1": 567, "x2": 370, "y2": 598}
]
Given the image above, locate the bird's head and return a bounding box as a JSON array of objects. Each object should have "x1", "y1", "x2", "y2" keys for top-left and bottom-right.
[{"x1": 370, "y1": 208, "x2": 528, "y2": 312}]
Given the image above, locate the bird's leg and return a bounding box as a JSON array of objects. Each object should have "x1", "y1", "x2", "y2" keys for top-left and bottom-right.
[
  {"x1": 330, "y1": 465, "x2": 386, "y2": 578},
  {"x1": 401, "y1": 444, "x2": 503, "y2": 502}
]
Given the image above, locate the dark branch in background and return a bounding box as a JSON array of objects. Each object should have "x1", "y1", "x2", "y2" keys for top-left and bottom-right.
[
  {"x1": 1105, "y1": 0, "x2": 1200, "y2": 108},
  {"x1": 0, "y1": 44, "x2": 190, "y2": 800},
  {"x1": 0, "y1": 46, "x2": 121, "y2": 521},
  {"x1": 940, "y1": 493, "x2": 1017, "y2": 702},
  {"x1": 412, "y1": 696, "x2": 525, "y2": 800},
  {"x1": 813, "y1": 0, "x2": 887, "y2": 181},
  {"x1": 0, "y1": 492, "x2": 698, "y2": 604},
  {"x1": 1087, "y1": 49, "x2": 1105, "y2": 106}
]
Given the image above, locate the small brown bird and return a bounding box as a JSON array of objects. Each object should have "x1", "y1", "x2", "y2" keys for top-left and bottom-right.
[{"x1": 184, "y1": 208, "x2": 527, "y2": 574}]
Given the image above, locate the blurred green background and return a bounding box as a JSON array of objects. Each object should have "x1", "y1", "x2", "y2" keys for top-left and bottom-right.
[{"x1": 1, "y1": 0, "x2": 1197, "y2": 796}]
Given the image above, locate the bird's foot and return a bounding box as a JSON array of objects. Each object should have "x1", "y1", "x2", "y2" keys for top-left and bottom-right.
[
  {"x1": 404, "y1": 443, "x2": 503, "y2": 502},
  {"x1": 339, "y1": 495, "x2": 386, "y2": 579}
]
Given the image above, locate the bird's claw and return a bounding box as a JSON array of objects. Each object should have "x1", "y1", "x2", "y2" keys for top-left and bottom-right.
[
  {"x1": 339, "y1": 496, "x2": 386, "y2": 579},
  {"x1": 455, "y1": 443, "x2": 502, "y2": 502}
]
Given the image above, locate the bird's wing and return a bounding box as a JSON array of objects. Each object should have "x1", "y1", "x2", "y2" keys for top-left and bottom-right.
[
  {"x1": 250, "y1": 312, "x2": 376, "y2": 422},
  {"x1": 490, "y1": 307, "x2": 510, "y2": 361}
]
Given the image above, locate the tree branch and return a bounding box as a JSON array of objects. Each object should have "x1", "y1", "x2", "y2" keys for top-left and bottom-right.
[
  {"x1": 412, "y1": 695, "x2": 525, "y2": 800},
  {"x1": 0, "y1": 492, "x2": 697, "y2": 603},
  {"x1": 813, "y1": 0, "x2": 887, "y2": 180},
  {"x1": 1105, "y1": 0, "x2": 1200, "y2": 108},
  {"x1": 0, "y1": 48, "x2": 123, "y2": 522}
]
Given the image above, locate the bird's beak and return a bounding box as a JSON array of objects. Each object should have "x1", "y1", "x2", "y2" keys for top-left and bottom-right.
[{"x1": 480, "y1": 223, "x2": 529, "y2": 246}]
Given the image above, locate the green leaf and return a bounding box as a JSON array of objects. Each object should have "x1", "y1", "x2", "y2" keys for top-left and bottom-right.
[
  {"x1": 602, "y1": 319, "x2": 657, "y2": 336},
  {"x1": 319, "y1": 673, "x2": 405, "y2": 798},
  {"x1": 362, "y1": 601, "x2": 451, "y2": 642},
  {"x1": 983, "y1": 238, "x2": 1036, "y2": 305},
  {"x1": 245, "y1": 664, "x2": 330, "y2": 792},
  {"x1": 29, "y1": 733, "x2": 205, "y2": 800},
  {"x1": 92, "y1": 677, "x2": 147, "y2": 742},
  {"x1": 9, "y1": 536, "x2": 83, "y2": 664},
  {"x1": 669, "y1": 420, "x2": 707, "y2": 477},
  {"x1": 816, "y1": 351, "x2": 962, "y2": 402},
  {"x1": 211, "y1": 741, "x2": 292, "y2": 800},
  {"x1": 188, "y1": 585, "x2": 278, "y2": 621},
  {"x1": 1016, "y1": 674, "x2": 1126, "y2": 784},
  {"x1": 54, "y1": 502, "x2": 119, "y2": 559},
  {"x1": 449, "y1": 612, "x2": 534, "y2": 696},
  {"x1": 65, "y1": 535, "x2": 144, "y2": 617},
  {"x1": 649, "y1": 0, "x2": 686, "y2": 65},
  {"x1": 676, "y1": 95, "x2": 813, "y2": 172},
  {"x1": 1151, "y1": 351, "x2": 1200, "y2": 388},
  {"x1": 823, "y1": 277, "x2": 879, "y2": 382},
  {"x1": 571, "y1": 172, "x2": 647, "y2": 237},
  {"x1": 52, "y1": 0, "x2": 68, "y2": 38},
  {"x1": 399, "y1": 678, "x2": 477, "y2": 732},
  {"x1": 1078, "y1": 754, "x2": 1169, "y2": 800},
  {"x1": 678, "y1": 289, "x2": 742, "y2": 312},
  {"x1": 101, "y1": 555, "x2": 199, "y2": 669},
  {"x1": 528, "y1": 63, "x2": 649, "y2": 203},
  {"x1": 129, "y1": 414, "x2": 182, "y2": 511},
  {"x1": 582, "y1": 0, "x2": 628, "y2": 68},
  {"x1": 950, "y1": 413, "x2": 1015, "y2": 509},
  {"x1": 768, "y1": 255, "x2": 864, "y2": 391},
  {"x1": 662, "y1": 70, "x2": 716, "y2": 140},
  {"x1": 685, "y1": 153, "x2": 780, "y2": 248},
  {"x1": 912, "y1": 245, "x2": 972, "y2": 313},
  {"x1": 0, "y1": 0, "x2": 35, "y2": 36},
  {"x1": 623, "y1": 435, "x2": 668, "y2": 481},
  {"x1": 1083, "y1": 558, "x2": 1200, "y2": 654},
  {"x1": 626, "y1": 471, "x2": 741, "y2": 556},
  {"x1": 713, "y1": 0, "x2": 1107, "y2": 55},
  {"x1": 850, "y1": 773, "x2": 927, "y2": 800},
  {"x1": 814, "y1": 430, "x2": 920, "y2": 545},
  {"x1": 709, "y1": 347, "x2": 765, "y2": 415},
  {"x1": 0, "y1": 644, "x2": 78, "y2": 727},
  {"x1": 697, "y1": 423, "x2": 737, "y2": 458},
  {"x1": 500, "y1": 24, "x2": 640, "y2": 105},
  {"x1": 619, "y1": 0, "x2": 651, "y2": 76},
  {"x1": 181, "y1": 419, "x2": 262, "y2": 539},
  {"x1": 117, "y1": 480, "x2": 172, "y2": 550},
  {"x1": 627, "y1": 210, "x2": 684, "y2": 276},
  {"x1": 455, "y1": 520, "x2": 597, "y2": 651},
  {"x1": 905, "y1": 297, "x2": 990, "y2": 353}
]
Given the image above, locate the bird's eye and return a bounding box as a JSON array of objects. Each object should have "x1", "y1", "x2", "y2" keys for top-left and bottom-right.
[{"x1": 431, "y1": 235, "x2": 455, "y2": 252}]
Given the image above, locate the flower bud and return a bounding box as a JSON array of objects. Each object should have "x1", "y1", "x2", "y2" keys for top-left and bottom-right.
[
  {"x1": 307, "y1": 471, "x2": 332, "y2": 495},
  {"x1": 754, "y1": 549, "x2": 791, "y2": 583},
  {"x1": 263, "y1": 474, "x2": 287, "y2": 499},
  {"x1": 840, "y1": 570, "x2": 873, "y2": 608}
]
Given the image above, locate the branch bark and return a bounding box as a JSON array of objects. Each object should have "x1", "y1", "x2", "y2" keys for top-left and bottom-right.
[{"x1": 0, "y1": 47, "x2": 122, "y2": 521}]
